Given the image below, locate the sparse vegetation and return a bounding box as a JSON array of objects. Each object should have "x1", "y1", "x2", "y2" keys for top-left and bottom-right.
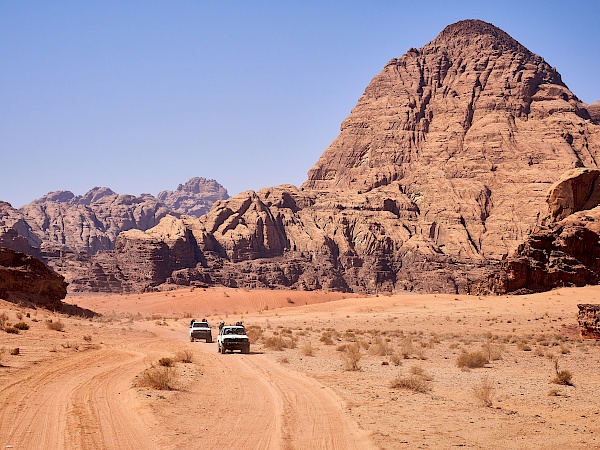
[
  {"x1": 46, "y1": 319, "x2": 65, "y2": 332},
  {"x1": 0, "y1": 312, "x2": 8, "y2": 329},
  {"x1": 13, "y1": 322, "x2": 29, "y2": 331},
  {"x1": 83, "y1": 335, "x2": 92, "y2": 342},
  {"x1": 341, "y1": 342, "x2": 362, "y2": 371},
  {"x1": 390, "y1": 374, "x2": 431, "y2": 393},
  {"x1": 301, "y1": 341, "x2": 315, "y2": 356},
  {"x1": 5, "y1": 326, "x2": 19, "y2": 334},
  {"x1": 175, "y1": 350, "x2": 193, "y2": 363},
  {"x1": 457, "y1": 351, "x2": 489, "y2": 369},
  {"x1": 10, "y1": 347, "x2": 19, "y2": 356},
  {"x1": 137, "y1": 366, "x2": 177, "y2": 390},
  {"x1": 473, "y1": 376, "x2": 495, "y2": 407},
  {"x1": 158, "y1": 357, "x2": 175, "y2": 367},
  {"x1": 552, "y1": 359, "x2": 573, "y2": 386}
]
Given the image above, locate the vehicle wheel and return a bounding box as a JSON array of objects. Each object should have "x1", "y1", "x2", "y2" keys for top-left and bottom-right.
[
  {"x1": 190, "y1": 336, "x2": 194, "y2": 342},
  {"x1": 206, "y1": 338, "x2": 212, "y2": 343},
  {"x1": 242, "y1": 347, "x2": 250, "y2": 354}
]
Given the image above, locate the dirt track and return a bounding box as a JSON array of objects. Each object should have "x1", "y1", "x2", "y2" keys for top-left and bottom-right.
[{"x1": 0, "y1": 316, "x2": 374, "y2": 450}]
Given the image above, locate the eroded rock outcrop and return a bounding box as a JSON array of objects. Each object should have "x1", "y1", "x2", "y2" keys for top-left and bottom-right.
[
  {"x1": 0, "y1": 247, "x2": 67, "y2": 309},
  {"x1": 578, "y1": 304, "x2": 600, "y2": 339},
  {"x1": 473, "y1": 168, "x2": 600, "y2": 294}
]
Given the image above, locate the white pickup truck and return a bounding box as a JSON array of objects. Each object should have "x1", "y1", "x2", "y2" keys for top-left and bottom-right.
[
  {"x1": 189, "y1": 320, "x2": 213, "y2": 343},
  {"x1": 217, "y1": 325, "x2": 250, "y2": 354}
]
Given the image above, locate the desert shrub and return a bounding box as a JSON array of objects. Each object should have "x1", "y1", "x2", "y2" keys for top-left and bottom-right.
[
  {"x1": 13, "y1": 322, "x2": 29, "y2": 331},
  {"x1": 481, "y1": 342, "x2": 502, "y2": 361},
  {"x1": 246, "y1": 325, "x2": 263, "y2": 343},
  {"x1": 390, "y1": 375, "x2": 430, "y2": 393},
  {"x1": 264, "y1": 335, "x2": 284, "y2": 351},
  {"x1": 301, "y1": 342, "x2": 314, "y2": 357},
  {"x1": 399, "y1": 338, "x2": 414, "y2": 359},
  {"x1": 336, "y1": 344, "x2": 347, "y2": 352},
  {"x1": 10, "y1": 348, "x2": 19, "y2": 356},
  {"x1": 83, "y1": 335, "x2": 92, "y2": 342},
  {"x1": 517, "y1": 341, "x2": 532, "y2": 351},
  {"x1": 409, "y1": 365, "x2": 432, "y2": 381},
  {"x1": 175, "y1": 350, "x2": 193, "y2": 363},
  {"x1": 46, "y1": 319, "x2": 65, "y2": 332},
  {"x1": 473, "y1": 375, "x2": 495, "y2": 407},
  {"x1": 320, "y1": 332, "x2": 334, "y2": 346},
  {"x1": 389, "y1": 353, "x2": 402, "y2": 366},
  {"x1": 137, "y1": 366, "x2": 177, "y2": 390},
  {"x1": 0, "y1": 313, "x2": 8, "y2": 330},
  {"x1": 0, "y1": 347, "x2": 5, "y2": 366},
  {"x1": 369, "y1": 337, "x2": 391, "y2": 356},
  {"x1": 552, "y1": 359, "x2": 573, "y2": 386},
  {"x1": 457, "y1": 351, "x2": 489, "y2": 369},
  {"x1": 158, "y1": 357, "x2": 174, "y2": 367},
  {"x1": 342, "y1": 343, "x2": 362, "y2": 371},
  {"x1": 5, "y1": 327, "x2": 19, "y2": 334}
]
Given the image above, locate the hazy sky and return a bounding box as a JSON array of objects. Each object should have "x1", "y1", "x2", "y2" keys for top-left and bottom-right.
[{"x1": 1, "y1": 1, "x2": 599, "y2": 207}]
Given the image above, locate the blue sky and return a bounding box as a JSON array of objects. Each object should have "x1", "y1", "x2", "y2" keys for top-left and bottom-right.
[{"x1": 1, "y1": 1, "x2": 599, "y2": 207}]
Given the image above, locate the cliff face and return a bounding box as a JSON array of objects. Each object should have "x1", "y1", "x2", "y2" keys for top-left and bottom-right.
[
  {"x1": 0, "y1": 248, "x2": 67, "y2": 309},
  {"x1": 473, "y1": 168, "x2": 600, "y2": 294}
]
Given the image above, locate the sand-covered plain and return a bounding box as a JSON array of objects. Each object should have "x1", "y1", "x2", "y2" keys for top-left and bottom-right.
[{"x1": 1, "y1": 285, "x2": 599, "y2": 449}]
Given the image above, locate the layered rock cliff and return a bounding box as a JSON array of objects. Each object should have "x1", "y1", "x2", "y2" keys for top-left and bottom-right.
[
  {"x1": 107, "y1": 19, "x2": 600, "y2": 294},
  {"x1": 473, "y1": 168, "x2": 600, "y2": 294},
  {"x1": 0, "y1": 247, "x2": 67, "y2": 309}
]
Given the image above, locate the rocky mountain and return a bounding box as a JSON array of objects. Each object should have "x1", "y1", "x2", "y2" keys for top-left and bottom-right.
[
  {"x1": 157, "y1": 177, "x2": 229, "y2": 218},
  {"x1": 92, "y1": 20, "x2": 600, "y2": 294},
  {"x1": 20, "y1": 187, "x2": 173, "y2": 255}
]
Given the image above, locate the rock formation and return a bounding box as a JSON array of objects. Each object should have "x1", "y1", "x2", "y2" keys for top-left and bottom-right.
[
  {"x1": 157, "y1": 177, "x2": 229, "y2": 218},
  {"x1": 0, "y1": 202, "x2": 43, "y2": 260},
  {"x1": 20, "y1": 187, "x2": 173, "y2": 255},
  {"x1": 578, "y1": 304, "x2": 600, "y2": 339},
  {"x1": 0, "y1": 247, "x2": 67, "y2": 309},
  {"x1": 472, "y1": 168, "x2": 600, "y2": 294},
  {"x1": 109, "y1": 19, "x2": 600, "y2": 294}
]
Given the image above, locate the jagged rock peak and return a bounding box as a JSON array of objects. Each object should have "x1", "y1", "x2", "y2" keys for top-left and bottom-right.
[
  {"x1": 175, "y1": 177, "x2": 227, "y2": 195},
  {"x1": 426, "y1": 19, "x2": 529, "y2": 55}
]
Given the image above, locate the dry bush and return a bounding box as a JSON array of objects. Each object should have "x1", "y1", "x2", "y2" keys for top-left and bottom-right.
[
  {"x1": 46, "y1": 319, "x2": 65, "y2": 332},
  {"x1": 320, "y1": 332, "x2": 334, "y2": 346},
  {"x1": 399, "y1": 338, "x2": 414, "y2": 359},
  {"x1": 390, "y1": 375, "x2": 430, "y2": 393},
  {"x1": 473, "y1": 375, "x2": 495, "y2": 407},
  {"x1": 0, "y1": 347, "x2": 5, "y2": 366},
  {"x1": 457, "y1": 351, "x2": 489, "y2": 369},
  {"x1": 13, "y1": 322, "x2": 29, "y2": 331},
  {"x1": 389, "y1": 353, "x2": 402, "y2": 366},
  {"x1": 517, "y1": 341, "x2": 532, "y2": 351},
  {"x1": 336, "y1": 343, "x2": 347, "y2": 352},
  {"x1": 369, "y1": 337, "x2": 391, "y2": 356},
  {"x1": 0, "y1": 312, "x2": 8, "y2": 330},
  {"x1": 83, "y1": 335, "x2": 92, "y2": 342},
  {"x1": 158, "y1": 357, "x2": 175, "y2": 367},
  {"x1": 137, "y1": 366, "x2": 177, "y2": 390},
  {"x1": 4, "y1": 326, "x2": 19, "y2": 334},
  {"x1": 481, "y1": 342, "x2": 503, "y2": 361},
  {"x1": 264, "y1": 334, "x2": 296, "y2": 351},
  {"x1": 342, "y1": 343, "x2": 362, "y2": 371},
  {"x1": 409, "y1": 365, "x2": 432, "y2": 381},
  {"x1": 175, "y1": 350, "x2": 193, "y2": 363},
  {"x1": 301, "y1": 342, "x2": 315, "y2": 357},
  {"x1": 246, "y1": 325, "x2": 263, "y2": 343},
  {"x1": 552, "y1": 359, "x2": 573, "y2": 386},
  {"x1": 10, "y1": 348, "x2": 19, "y2": 356}
]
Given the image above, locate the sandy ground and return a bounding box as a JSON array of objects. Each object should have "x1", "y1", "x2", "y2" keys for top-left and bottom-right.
[{"x1": 0, "y1": 285, "x2": 599, "y2": 449}]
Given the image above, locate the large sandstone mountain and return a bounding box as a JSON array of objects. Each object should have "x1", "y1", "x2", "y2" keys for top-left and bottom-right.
[{"x1": 103, "y1": 20, "x2": 600, "y2": 294}]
